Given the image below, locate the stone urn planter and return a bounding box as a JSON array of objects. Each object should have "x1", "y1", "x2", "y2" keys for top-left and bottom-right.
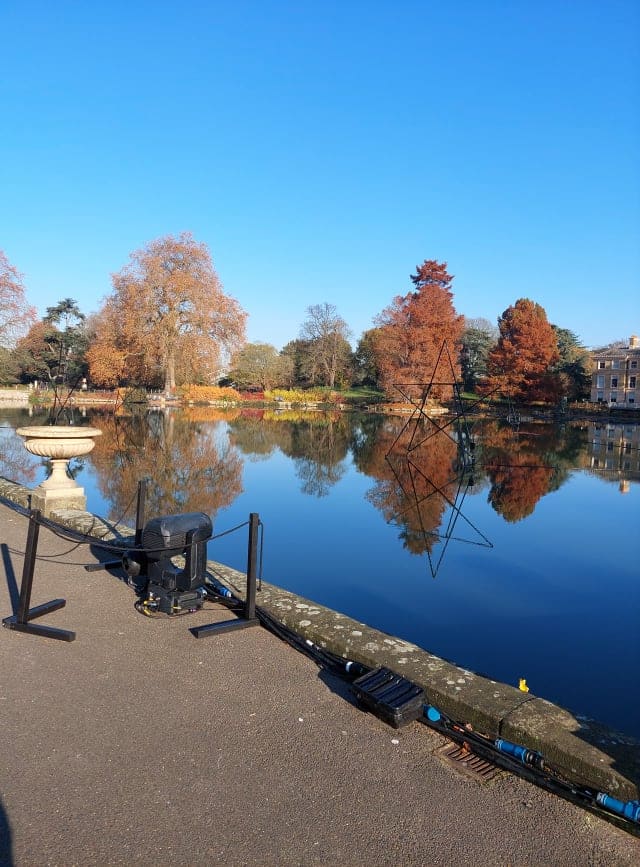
[{"x1": 16, "y1": 425, "x2": 102, "y2": 513}]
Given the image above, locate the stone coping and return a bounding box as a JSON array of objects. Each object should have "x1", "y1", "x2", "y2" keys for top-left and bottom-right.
[{"x1": 1, "y1": 474, "x2": 638, "y2": 801}]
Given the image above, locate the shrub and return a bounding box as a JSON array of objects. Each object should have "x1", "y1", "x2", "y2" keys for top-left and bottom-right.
[
  {"x1": 264, "y1": 388, "x2": 340, "y2": 404},
  {"x1": 181, "y1": 384, "x2": 242, "y2": 403}
]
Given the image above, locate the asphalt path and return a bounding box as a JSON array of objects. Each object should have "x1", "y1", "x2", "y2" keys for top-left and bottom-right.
[{"x1": 1, "y1": 502, "x2": 638, "y2": 866}]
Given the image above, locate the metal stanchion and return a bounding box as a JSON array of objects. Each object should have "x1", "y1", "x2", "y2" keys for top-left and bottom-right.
[
  {"x1": 85, "y1": 477, "x2": 148, "y2": 574},
  {"x1": 191, "y1": 512, "x2": 261, "y2": 639},
  {"x1": 2, "y1": 509, "x2": 75, "y2": 641}
]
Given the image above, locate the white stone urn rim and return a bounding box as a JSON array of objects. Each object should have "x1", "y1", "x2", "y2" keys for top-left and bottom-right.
[
  {"x1": 16, "y1": 424, "x2": 103, "y2": 493},
  {"x1": 16, "y1": 425, "x2": 103, "y2": 438}
]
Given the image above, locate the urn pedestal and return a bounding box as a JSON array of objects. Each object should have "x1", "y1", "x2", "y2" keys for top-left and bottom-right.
[{"x1": 16, "y1": 425, "x2": 102, "y2": 515}]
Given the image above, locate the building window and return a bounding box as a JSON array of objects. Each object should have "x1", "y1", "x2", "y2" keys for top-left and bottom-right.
[
  {"x1": 598, "y1": 361, "x2": 606, "y2": 369},
  {"x1": 612, "y1": 360, "x2": 620, "y2": 369},
  {"x1": 596, "y1": 375, "x2": 605, "y2": 388},
  {"x1": 629, "y1": 376, "x2": 636, "y2": 388},
  {"x1": 610, "y1": 392, "x2": 617, "y2": 402},
  {"x1": 630, "y1": 397, "x2": 635, "y2": 404},
  {"x1": 607, "y1": 442, "x2": 614, "y2": 452},
  {"x1": 625, "y1": 443, "x2": 632, "y2": 454},
  {"x1": 597, "y1": 391, "x2": 604, "y2": 401},
  {"x1": 631, "y1": 361, "x2": 638, "y2": 369}
]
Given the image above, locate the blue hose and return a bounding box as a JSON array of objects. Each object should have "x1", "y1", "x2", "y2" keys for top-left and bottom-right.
[
  {"x1": 596, "y1": 793, "x2": 640, "y2": 824},
  {"x1": 495, "y1": 738, "x2": 545, "y2": 771}
]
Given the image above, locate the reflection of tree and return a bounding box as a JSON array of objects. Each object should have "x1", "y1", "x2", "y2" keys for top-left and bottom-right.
[
  {"x1": 228, "y1": 411, "x2": 351, "y2": 497},
  {"x1": 487, "y1": 461, "x2": 553, "y2": 522},
  {"x1": 89, "y1": 409, "x2": 242, "y2": 522},
  {"x1": 0, "y1": 428, "x2": 40, "y2": 486},
  {"x1": 357, "y1": 416, "x2": 460, "y2": 554},
  {"x1": 288, "y1": 414, "x2": 350, "y2": 497},
  {"x1": 479, "y1": 421, "x2": 559, "y2": 522},
  {"x1": 227, "y1": 412, "x2": 285, "y2": 461}
]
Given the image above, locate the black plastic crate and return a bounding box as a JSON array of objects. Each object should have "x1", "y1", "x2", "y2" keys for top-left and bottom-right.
[{"x1": 352, "y1": 667, "x2": 425, "y2": 728}]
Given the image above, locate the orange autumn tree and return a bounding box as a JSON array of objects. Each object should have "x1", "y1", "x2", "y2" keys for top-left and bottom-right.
[
  {"x1": 0, "y1": 250, "x2": 36, "y2": 347},
  {"x1": 373, "y1": 260, "x2": 464, "y2": 400},
  {"x1": 1, "y1": 250, "x2": 36, "y2": 382},
  {"x1": 88, "y1": 233, "x2": 246, "y2": 391},
  {"x1": 482, "y1": 299, "x2": 560, "y2": 402}
]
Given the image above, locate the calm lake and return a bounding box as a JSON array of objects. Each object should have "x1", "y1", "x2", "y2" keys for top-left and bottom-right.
[{"x1": 1, "y1": 405, "x2": 638, "y2": 739}]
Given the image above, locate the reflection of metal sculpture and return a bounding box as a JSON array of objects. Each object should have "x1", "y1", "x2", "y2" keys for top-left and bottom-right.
[
  {"x1": 385, "y1": 341, "x2": 560, "y2": 574},
  {"x1": 385, "y1": 341, "x2": 492, "y2": 577}
]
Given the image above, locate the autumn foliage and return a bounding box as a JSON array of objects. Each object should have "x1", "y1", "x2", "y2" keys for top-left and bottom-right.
[
  {"x1": 88, "y1": 233, "x2": 246, "y2": 391},
  {"x1": 359, "y1": 415, "x2": 459, "y2": 554},
  {"x1": 373, "y1": 260, "x2": 464, "y2": 400},
  {"x1": 482, "y1": 299, "x2": 560, "y2": 402},
  {"x1": 0, "y1": 250, "x2": 36, "y2": 348},
  {"x1": 89, "y1": 411, "x2": 243, "y2": 520},
  {"x1": 181, "y1": 384, "x2": 242, "y2": 403},
  {"x1": 480, "y1": 421, "x2": 555, "y2": 522}
]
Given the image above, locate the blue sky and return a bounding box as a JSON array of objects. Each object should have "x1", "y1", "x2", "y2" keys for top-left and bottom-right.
[{"x1": 1, "y1": 0, "x2": 638, "y2": 350}]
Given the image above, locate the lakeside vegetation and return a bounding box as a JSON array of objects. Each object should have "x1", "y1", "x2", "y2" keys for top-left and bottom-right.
[{"x1": 0, "y1": 237, "x2": 602, "y2": 409}]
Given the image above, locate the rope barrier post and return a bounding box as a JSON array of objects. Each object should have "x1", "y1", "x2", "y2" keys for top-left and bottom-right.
[
  {"x1": 16, "y1": 508, "x2": 40, "y2": 624},
  {"x1": 85, "y1": 478, "x2": 149, "y2": 574},
  {"x1": 2, "y1": 509, "x2": 75, "y2": 641},
  {"x1": 245, "y1": 512, "x2": 259, "y2": 621},
  {"x1": 191, "y1": 512, "x2": 260, "y2": 639},
  {"x1": 134, "y1": 478, "x2": 148, "y2": 546}
]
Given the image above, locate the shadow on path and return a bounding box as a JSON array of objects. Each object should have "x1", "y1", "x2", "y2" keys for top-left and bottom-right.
[{"x1": 0, "y1": 797, "x2": 14, "y2": 867}]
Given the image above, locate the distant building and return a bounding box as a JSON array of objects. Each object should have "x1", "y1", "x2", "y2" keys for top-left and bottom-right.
[{"x1": 590, "y1": 335, "x2": 640, "y2": 405}]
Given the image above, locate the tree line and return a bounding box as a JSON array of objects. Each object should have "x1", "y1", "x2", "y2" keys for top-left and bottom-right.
[{"x1": 0, "y1": 234, "x2": 592, "y2": 402}]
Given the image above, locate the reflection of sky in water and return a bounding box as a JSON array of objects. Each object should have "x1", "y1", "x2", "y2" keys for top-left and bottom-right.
[{"x1": 1, "y1": 408, "x2": 638, "y2": 739}]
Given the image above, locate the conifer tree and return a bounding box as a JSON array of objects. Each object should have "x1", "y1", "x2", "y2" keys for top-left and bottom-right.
[
  {"x1": 373, "y1": 260, "x2": 464, "y2": 399},
  {"x1": 482, "y1": 298, "x2": 560, "y2": 402}
]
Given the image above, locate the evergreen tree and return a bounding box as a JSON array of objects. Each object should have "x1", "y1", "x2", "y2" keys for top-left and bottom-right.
[
  {"x1": 482, "y1": 299, "x2": 560, "y2": 402},
  {"x1": 373, "y1": 260, "x2": 464, "y2": 399}
]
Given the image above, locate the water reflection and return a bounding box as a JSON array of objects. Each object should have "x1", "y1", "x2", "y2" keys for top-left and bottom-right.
[
  {"x1": 88, "y1": 409, "x2": 243, "y2": 522},
  {"x1": 2, "y1": 406, "x2": 638, "y2": 736},
  {"x1": 1, "y1": 407, "x2": 637, "y2": 536},
  {"x1": 0, "y1": 423, "x2": 40, "y2": 486},
  {"x1": 228, "y1": 410, "x2": 351, "y2": 497},
  {"x1": 585, "y1": 422, "x2": 640, "y2": 490},
  {"x1": 478, "y1": 420, "x2": 583, "y2": 522},
  {"x1": 379, "y1": 413, "x2": 492, "y2": 575}
]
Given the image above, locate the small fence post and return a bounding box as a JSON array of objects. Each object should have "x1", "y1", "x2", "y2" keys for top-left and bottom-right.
[
  {"x1": 245, "y1": 513, "x2": 259, "y2": 621},
  {"x1": 191, "y1": 512, "x2": 260, "y2": 639},
  {"x1": 134, "y1": 478, "x2": 148, "y2": 546}
]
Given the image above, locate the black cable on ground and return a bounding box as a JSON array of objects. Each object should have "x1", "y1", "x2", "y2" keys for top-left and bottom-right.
[
  {"x1": 204, "y1": 579, "x2": 639, "y2": 837},
  {"x1": 420, "y1": 704, "x2": 640, "y2": 835}
]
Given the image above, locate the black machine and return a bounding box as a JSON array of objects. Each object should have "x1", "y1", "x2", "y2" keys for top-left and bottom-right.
[{"x1": 123, "y1": 512, "x2": 213, "y2": 615}]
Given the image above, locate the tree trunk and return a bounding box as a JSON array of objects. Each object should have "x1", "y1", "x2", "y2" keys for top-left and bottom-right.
[{"x1": 164, "y1": 353, "x2": 176, "y2": 394}]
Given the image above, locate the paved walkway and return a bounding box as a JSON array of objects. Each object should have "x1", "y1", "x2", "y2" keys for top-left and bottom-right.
[{"x1": 1, "y1": 502, "x2": 638, "y2": 866}]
